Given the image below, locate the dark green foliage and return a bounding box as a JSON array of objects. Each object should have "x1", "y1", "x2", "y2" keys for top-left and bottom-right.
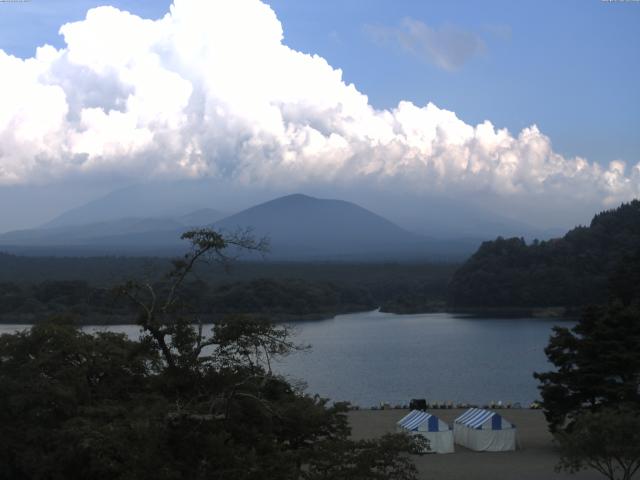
[
  {"x1": 0, "y1": 252, "x2": 171, "y2": 284},
  {"x1": 33, "y1": 280, "x2": 92, "y2": 304},
  {"x1": 608, "y1": 250, "x2": 640, "y2": 307},
  {"x1": 0, "y1": 248, "x2": 423, "y2": 480},
  {"x1": 449, "y1": 200, "x2": 640, "y2": 308},
  {"x1": 0, "y1": 282, "x2": 25, "y2": 313},
  {"x1": 0, "y1": 321, "x2": 167, "y2": 480},
  {"x1": 0, "y1": 253, "x2": 457, "y2": 288},
  {"x1": 303, "y1": 434, "x2": 427, "y2": 480},
  {"x1": 0, "y1": 228, "x2": 422, "y2": 480},
  {"x1": 556, "y1": 406, "x2": 640, "y2": 480},
  {"x1": 206, "y1": 278, "x2": 374, "y2": 316},
  {"x1": 534, "y1": 303, "x2": 640, "y2": 432},
  {"x1": 0, "y1": 278, "x2": 374, "y2": 323},
  {"x1": 0, "y1": 259, "x2": 457, "y2": 322},
  {"x1": 377, "y1": 277, "x2": 448, "y2": 314},
  {"x1": 534, "y1": 252, "x2": 640, "y2": 479}
]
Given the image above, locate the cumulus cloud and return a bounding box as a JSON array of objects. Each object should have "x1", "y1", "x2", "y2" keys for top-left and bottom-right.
[
  {"x1": 366, "y1": 18, "x2": 486, "y2": 71},
  {"x1": 0, "y1": 0, "x2": 638, "y2": 209}
]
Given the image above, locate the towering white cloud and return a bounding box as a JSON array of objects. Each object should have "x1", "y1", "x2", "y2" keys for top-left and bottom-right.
[{"x1": 0, "y1": 0, "x2": 638, "y2": 208}]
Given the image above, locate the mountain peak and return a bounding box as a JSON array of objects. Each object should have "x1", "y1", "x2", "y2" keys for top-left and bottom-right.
[
  {"x1": 213, "y1": 193, "x2": 427, "y2": 259},
  {"x1": 0, "y1": 191, "x2": 480, "y2": 260},
  {"x1": 266, "y1": 193, "x2": 321, "y2": 205},
  {"x1": 281, "y1": 193, "x2": 315, "y2": 200}
]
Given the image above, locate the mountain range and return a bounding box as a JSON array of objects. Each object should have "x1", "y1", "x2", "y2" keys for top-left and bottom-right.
[{"x1": 0, "y1": 193, "x2": 480, "y2": 260}]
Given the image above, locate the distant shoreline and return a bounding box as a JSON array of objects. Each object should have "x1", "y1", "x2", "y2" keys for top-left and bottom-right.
[
  {"x1": 443, "y1": 306, "x2": 581, "y2": 319},
  {"x1": 0, "y1": 306, "x2": 580, "y2": 326},
  {"x1": 382, "y1": 305, "x2": 580, "y2": 319}
]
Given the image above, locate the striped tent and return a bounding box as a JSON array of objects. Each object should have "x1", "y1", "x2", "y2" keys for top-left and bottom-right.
[
  {"x1": 453, "y1": 408, "x2": 518, "y2": 452},
  {"x1": 396, "y1": 410, "x2": 454, "y2": 454}
]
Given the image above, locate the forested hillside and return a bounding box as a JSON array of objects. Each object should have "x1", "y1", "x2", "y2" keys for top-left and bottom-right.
[
  {"x1": 448, "y1": 200, "x2": 640, "y2": 308},
  {"x1": 0, "y1": 278, "x2": 374, "y2": 324},
  {"x1": 0, "y1": 257, "x2": 457, "y2": 323}
]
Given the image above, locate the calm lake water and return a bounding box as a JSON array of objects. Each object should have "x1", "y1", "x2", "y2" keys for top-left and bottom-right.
[{"x1": 0, "y1": 310, "x2": 568, "y2": 407}]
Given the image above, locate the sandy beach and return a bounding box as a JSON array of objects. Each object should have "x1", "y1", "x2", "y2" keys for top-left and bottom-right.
[{"x1": 348, "y1": 408, "x2": 602, "y2": 480}]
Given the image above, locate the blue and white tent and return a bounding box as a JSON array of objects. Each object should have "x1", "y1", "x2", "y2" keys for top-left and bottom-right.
[
  {"x1": 453, "y1": 408, "x2": 518, "y2": 452},
  {"x1": 396, "y1": 410, "x2": 454, "y2": 454}
]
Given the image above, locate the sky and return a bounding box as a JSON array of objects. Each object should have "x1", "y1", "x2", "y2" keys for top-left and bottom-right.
[{"x1": 0, "y1": 0, "x2": 639, "y2": 232}]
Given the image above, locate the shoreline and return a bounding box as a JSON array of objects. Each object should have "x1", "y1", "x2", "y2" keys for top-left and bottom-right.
[
  {"x1": 0, "y1": 305, "x2": 580, "y2": 325},
  {"x1": 381, "y1": 305, "x2": 581, "y2": 319}
]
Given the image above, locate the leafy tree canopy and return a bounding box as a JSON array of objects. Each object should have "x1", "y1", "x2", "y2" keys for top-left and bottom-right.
[
  {"x1": 534, "y1": 303, "x2": 640, "y2": 432},
  {"x1": 0, "y1": 229, "x2": 424, "y2": 480},
  {"x1": 556, "y1": 406, "x2": 640, "y2": 480},
  {"x1": 449, "y1": 200, "x2": 640, "y2": 308},
  {"x1": 535, "y1": 259, "x2": 640, "y2": 480}
]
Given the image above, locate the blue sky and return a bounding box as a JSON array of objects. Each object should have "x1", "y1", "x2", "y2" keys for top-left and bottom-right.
[
  {"x1": 1, "y1": 0, "x2": 638, "y2": 166},
  {"x1": 0, "y1": 0, "x2": 639, "y2": 233}
]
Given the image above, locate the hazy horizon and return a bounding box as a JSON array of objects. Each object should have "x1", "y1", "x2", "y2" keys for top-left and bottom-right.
[
  {"x1": 0, "y1": 182, "x2": 582, "y2": 239},
  {"x1": 1, "y1": 0, "x2": 638, "y2": 236}
]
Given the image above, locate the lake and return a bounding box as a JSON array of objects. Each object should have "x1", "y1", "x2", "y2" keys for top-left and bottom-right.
[{"x1": 0, "y1": 310, "x2": 568, "y2": 407}]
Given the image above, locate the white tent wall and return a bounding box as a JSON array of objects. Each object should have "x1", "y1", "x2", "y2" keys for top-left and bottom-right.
[
  {"x1": 396, "y1": 410, "x2": 455, "y2": 454},
  {"x1": 453, "y1": 408, "x2": 518, "y2": 452},
  {"x1": 453, "y1": 425, "x2": 517, "y2": 452},
  {"x1": 414, "y1": 430, "x2": 455, "y2": 454}
]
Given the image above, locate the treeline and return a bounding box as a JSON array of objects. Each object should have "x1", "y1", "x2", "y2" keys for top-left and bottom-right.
[
  {"x1": 0, "y1": 255, "x2": 458, "y2": 322},
  {"x1": 0, "y1": 280, "x2": 121, "y2": 320},
  {"x1": 375, "y1": 277, "x2": 448, "y2": 313},
  {"x1": 449, "y1": 200, "x2": 640, "y2": 308},
  {"x1": 0, "y1": 279, "x2": 375, "y2": 324},
  {"x1": 5, "y1": 201, "x2": 640, "y2": 316},
  {"x1": 0, "y1": 253, "x2": 457, "y2": 286},
  {"x1": 199, "y1": 278, "x2": 375, "y2": 317},
  {"x1": 0, "y1": 275, "x2": 457, "y2": 324},
  {"x1": 0, "y1": 252, "x2": 168, "y2": 285}
]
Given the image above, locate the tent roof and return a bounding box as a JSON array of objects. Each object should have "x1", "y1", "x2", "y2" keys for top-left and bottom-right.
[
  {"x1": 397, "y1": 410, "x2": 448, "y2": 432},
  {"x1": 454, "y1": 408, "x2": 513, "y2": 430}
]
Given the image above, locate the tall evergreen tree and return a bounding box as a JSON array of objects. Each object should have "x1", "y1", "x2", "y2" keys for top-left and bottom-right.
[{"x1": 534, "y1": 303, "x2": 640, "y2": 432}]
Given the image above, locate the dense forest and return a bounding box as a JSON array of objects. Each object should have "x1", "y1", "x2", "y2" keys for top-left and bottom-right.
[
  {"x1": 0, "y1": 256, "x2": 457, "y2": 323},
  {"x1": 449, "y1": 200, "x2": 640, "y2": 308},
  {"x1": 3, "y1": 200, "x2": 640, "y2": 320},
  {"x1": 0, "y1": 278, "x2": 368, "y2": 323}
]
